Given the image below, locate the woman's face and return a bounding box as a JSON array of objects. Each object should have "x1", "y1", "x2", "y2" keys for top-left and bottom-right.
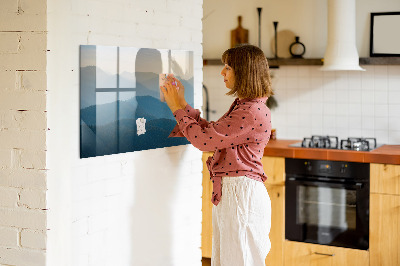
[{"x1": 221, "y1": 64, "x2": 235, "y2": 89}]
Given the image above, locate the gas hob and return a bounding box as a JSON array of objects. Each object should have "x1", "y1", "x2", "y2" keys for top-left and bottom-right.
[{"x1": 289, "y1": 135, "x2": 382, "y2": 151}]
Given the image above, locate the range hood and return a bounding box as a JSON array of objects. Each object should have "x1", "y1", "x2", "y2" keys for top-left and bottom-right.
[{"x1": 320, "y1": 0, "x2": 365, "y2": 71}]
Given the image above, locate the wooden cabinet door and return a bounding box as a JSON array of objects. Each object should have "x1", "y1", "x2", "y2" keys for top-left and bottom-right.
[
  {"x1": 284, "y1": 241, "x2": 369, "y2": 266},
  {"x1": 370, "y1": 163, "x2": 400, "y2": 195},
  {"x1": 202, "y1": 152, "x2": 213, "y2": 258},
  {"x1": 370, "y1": 193, "x2": 400, "y2": 266},
  {"x1": 262, "y1": 156, "x2": 285, "y2": 186},
  {"x1": 264, "y1": 184, "x2": 284, "y2": 266}
]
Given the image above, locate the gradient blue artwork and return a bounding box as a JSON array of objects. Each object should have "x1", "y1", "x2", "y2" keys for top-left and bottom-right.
[{"x1": 80, "y1": 45, "x2": 194, "y2": 158}]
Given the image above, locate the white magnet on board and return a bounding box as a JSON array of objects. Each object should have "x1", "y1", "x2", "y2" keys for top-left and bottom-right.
[{"x1": 136, "y1": 118, "x2": 146, "y2": 136}]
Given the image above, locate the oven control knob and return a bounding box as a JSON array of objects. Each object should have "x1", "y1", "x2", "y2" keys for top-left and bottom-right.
[
  {"x1": 340, "y1": 164, "x2": 347, "y2": 174},
  {"x1": 304, "y1": 161, "x2": 312, "y2": 171}
]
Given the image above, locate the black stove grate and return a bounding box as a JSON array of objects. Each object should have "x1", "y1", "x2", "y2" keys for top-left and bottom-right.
[{"x1": 299, "y1": 136, "x2": 377, "y2": 151}]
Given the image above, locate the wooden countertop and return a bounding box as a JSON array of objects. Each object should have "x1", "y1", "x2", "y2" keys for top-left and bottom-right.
[{"x1": 263, "y1": 139, "x2": 400, "y2": 165}]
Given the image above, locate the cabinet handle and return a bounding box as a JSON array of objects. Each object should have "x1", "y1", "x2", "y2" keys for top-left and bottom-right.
[{"x1": 314, "y1": 252, "x2": 335, "y2": 257}]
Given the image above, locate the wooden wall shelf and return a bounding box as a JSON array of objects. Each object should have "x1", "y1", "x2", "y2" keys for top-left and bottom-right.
[
  {"x1": 268, "y1": 58, "x2": 323, "y2": 67},
  {"x1": 203, "y1": 57, "x2": 400, "y2": 67},
  {"x1": 359, "y1": 57, "x2": 400, "y2": 65},
  {"x1": 203, "y1": 58, "x2": 323, "y2": 67}
]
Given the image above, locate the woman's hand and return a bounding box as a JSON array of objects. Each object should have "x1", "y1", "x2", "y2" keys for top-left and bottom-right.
[
  {"x1": 160, "y1": 76, "x2": 185, "y2": 113},
  {"x1": 172, "y1": 76, "x2": 187, "y2": 108}
]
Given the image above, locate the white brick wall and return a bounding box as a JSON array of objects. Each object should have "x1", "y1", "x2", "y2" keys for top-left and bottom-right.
[
  {"x1": 0, "y1": 0, "x2": 48, "y2": 265},
  {"x1": 2, "y1": 0, "x2": 203, "y2": 264},
  {"x1": 46, "y1": 0, "x2": 203, "y2": 266},
  {"x1": 21, "y1": 229, "x2": 47, "y2": 250},
  {"x1": 0, "y1": 227, "x2": 19, "y2": 247}
]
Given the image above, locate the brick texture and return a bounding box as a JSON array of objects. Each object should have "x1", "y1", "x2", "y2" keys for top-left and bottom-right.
[
  {"x1": 0, "y1": 227, "x2": 19, "y2": 247},
  {"x1": 0, "y1": 0, "x2": 47, "y2": 264},
  {"x1": 0, "y1": 187, "x2": 19, "y2": 208},
  {"x1": 21, "y1": 229, "x2": 46, "y2": 249}
]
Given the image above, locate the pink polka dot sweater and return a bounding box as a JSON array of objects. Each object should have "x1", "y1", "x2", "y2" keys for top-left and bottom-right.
[{"x1": 169, "y1": 97, "x2": 272, "y2": 206}]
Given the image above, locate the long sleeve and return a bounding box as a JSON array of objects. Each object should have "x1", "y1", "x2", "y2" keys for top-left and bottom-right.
[
  {"x1": 172, "y1": 105, "x2": 257, "y2": 152},
  {"x1": 172, "y1": 97, "x2": 271, "y2": 206},
  {"x1": 169, "y1": 104, "x2": 210, "y2": 137}
]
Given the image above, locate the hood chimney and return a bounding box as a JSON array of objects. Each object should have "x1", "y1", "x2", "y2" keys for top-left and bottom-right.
[{"x1": 320, "y1": 0, "x2": 365, "y2": 71}]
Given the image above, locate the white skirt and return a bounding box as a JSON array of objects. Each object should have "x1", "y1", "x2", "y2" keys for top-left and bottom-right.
[{"x1": 212, "y1": 176, "x2": 271, "y2": 266}]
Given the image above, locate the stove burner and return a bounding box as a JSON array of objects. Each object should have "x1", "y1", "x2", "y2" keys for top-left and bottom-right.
[
  {"x1": 301, "y1": 135, "x2": 339, "y2": 149},
  {"x1": 340, "y1": 137, "x2": 377, "y2": 151},
  {"x1": 295, "y1": 136, "x2": 378, "y2": 151}
]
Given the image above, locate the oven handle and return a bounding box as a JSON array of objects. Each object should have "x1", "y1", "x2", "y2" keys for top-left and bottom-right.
[{"x1": 286, "y1": 177, "x2": 364, "y2": 189}]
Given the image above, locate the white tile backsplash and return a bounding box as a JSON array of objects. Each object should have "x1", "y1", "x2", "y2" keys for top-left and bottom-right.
[
  {"x1": 348, "y1": 103, "x2": 362, "y2": 116},
  {"x1": 298, "y1": 77, "x2": 311, "y2": 89},
  {"x1": 361, "y1": 104, "x2": 375, "y2": 117},
  {"x1": 348, "y1": 90, "x2": 362, "y2": 103},
  {"x1": 388, "y1": 65, "x2": 400, "y2": 76},
  {"x1": 362, "y1": 90, "x2": 375, "y2": 103},
  {"x1": 388, "y1": 75, "x2": 400, "y2": 91},
  {"x1": 389, "y1": 131, "x2": 400, "y2": 143},
  {"x1": 374, "y1": 65, "x2": 388, "y2": 77},
  {"x1": 374, "y1": 90, "x2": 388, "y2": 104},
  {"x1": 375, "y1": 104, "x2": 389, "y2": 117},
  {"x1": 375, "y1": 130, "x2": 389, "y2": 144},
  {"x1": 336, "y1": 90, "x2": 349, "y2": 103},
  {"x1": 278, "y1": 66, "x2": 400, "y2": 143},
  {"x1": 362, "y1": 116, "x2": 375, "y2": 130},
  {"x1": 323, "y1": 103, "x2": 336, "y2": 116},
  {"x1": 336, "y1": 115, "x2": 348, "y2": 129},
  {"x1": 204, "y1": 65, "x2": 400, "y2": 144},
  {"x1": 374, "y1": 77, "x2": 388, "y2": 91},
  {"x1": 336, "y1": 103, "x2": 349, "y2": 116},
  {"x1": 286, "y1": 77, "x2": 299, "y2": 89},
  {"x1": 389, "y1": 104, "x2": 400, "y2": 117},
  {"x1": 389, "y1": 117, "x2": 400, "y2": 131},
  {"x1": 388, "y1": 91, "x2": 400, "y2": 104}
]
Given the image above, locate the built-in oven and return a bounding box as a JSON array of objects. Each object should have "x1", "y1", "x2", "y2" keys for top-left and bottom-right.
[{"x1": 285, "y1": 158, "x2": 370, "y2": 250}]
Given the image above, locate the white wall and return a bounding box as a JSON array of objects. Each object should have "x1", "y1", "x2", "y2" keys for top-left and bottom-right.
[
  {"x1": 0, "y1": 0, "x2": 48, "y2": 265},
  {"x1": 203, "y1": 0, "x2": 400, "y2": 145},
  {"x1": 203, "y1": 0, "x2": 400, "y2": 58},
  {"x1": 46, "y1": 0, "x2": 203, "y2": 266}
]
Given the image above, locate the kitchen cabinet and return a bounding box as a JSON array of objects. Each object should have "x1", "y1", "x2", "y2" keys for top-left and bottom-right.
[
  {"x1": 370, "y1": 163, "x2": 400, "y2": 195},
  {"x1": 264, "y1": 184, "x2": 284, "y2": 266},
  {"x1": 261, "y1": 156, "x2": 285, "y2": 266},
  {"x1": 370, "y1": 193, "x2": 400, "y2": 266},
  {"x1": 284, "y1": 241, "x2": 369, "y2": 266},
  {"x1": 261, "y1": 156, "x2": 285, "y2": 186},
  {"x1": 202, "y1": 156, "x2": 400, "y2": 265},
  {"x1": 201, "y1": 152, "x2": 213, "y2": 258},
  {"x1": 370, "y1": 163, "x2": 400, "y2": 266},
  {"x1": 201, "y1": 154, "x2": 286, "y2": 266}
]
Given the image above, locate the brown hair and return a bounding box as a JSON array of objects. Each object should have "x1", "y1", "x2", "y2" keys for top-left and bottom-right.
[{"x1": 221, "y1": 44, "x2": 273, "y2": 99}]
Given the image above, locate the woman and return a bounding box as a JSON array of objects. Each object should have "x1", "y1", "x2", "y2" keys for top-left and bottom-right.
[{"x1": 161, "y1": 44, "x2": 273, "y2": 266}]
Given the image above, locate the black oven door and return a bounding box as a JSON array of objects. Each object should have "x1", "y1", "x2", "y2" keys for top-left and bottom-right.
[{"x1": 285, "y1": 177, "x2": 369, "y2": 250}]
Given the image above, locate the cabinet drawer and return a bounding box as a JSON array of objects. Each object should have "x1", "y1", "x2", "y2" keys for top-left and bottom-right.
[{"x1": 284, "y1": 241, "x2": 369, "y2": 266}]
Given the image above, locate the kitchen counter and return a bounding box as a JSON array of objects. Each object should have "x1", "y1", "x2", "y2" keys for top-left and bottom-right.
[{"x1": 264, "y1": 139, "x2": 400, "y2": 164}]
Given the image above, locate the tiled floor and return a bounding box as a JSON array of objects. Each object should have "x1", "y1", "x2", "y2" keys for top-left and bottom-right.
[{"x1": 202, "y1": 257, "x2": 211, "y2": 266}]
